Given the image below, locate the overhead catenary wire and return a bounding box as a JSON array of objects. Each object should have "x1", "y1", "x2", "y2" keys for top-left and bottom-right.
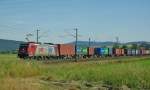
[{"x1": 38, "y1": 30, "x2": 50, "y2": 39}]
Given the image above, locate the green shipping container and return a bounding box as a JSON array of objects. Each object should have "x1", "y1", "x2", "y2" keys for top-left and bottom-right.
[
  {"x1": 104, "y1": 48, "x2": 109, "y2": 55},
  {"x1": 82, "y1": 48, "x2": 88, "y2": 54},
  {"x1": 77, "y1": 47, "x2": 88, "y2": 55}
]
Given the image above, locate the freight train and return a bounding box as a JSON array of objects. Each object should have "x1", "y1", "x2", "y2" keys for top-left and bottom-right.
[{"x1": 18, "y1": 42, "x2": 150, "y2": 59}]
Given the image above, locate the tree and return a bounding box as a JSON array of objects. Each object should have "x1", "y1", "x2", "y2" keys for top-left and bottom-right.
[
  {"x1": 113, "y1": 43, "x2": 120, "y2": 48},
  {"x1": 131, "y1": 44, "x2": 138, "y2": 49},
  {"x1": 102, "y1": 45, "x2": 107, "y2": 48},
  {"x1": 139, "y1": 43, "x2": 150, "y2": 49},
  {"x1": 121, "y1": 45, "x2": 127, "y2": 49}
]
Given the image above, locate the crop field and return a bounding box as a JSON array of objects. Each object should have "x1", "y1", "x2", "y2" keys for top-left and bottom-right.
[{"x1": 0, "y1": 54, "x2": 150, "y2": 90}]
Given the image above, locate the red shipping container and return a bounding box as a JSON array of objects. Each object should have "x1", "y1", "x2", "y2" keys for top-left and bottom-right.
[
  {"x1": 88, "y1": 47, "x2": 94, "y2": 56},
  {"x1": 121, "y1": 49, "x2": 125, "y2": 55},
  {"x1": 57, "y1": 44, "x2": 75, "y2": 56},
  {"x1": 115, "y1": 49, "x2": 122, "y2": 56},
  {"x1": 141, "y1": 49, "x2": 146, "y2": 55}
]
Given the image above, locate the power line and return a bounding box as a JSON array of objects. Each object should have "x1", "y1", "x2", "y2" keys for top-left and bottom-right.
[
  {"x1": 38, "y1": 30, "x2": 50, "y2": 39},
  {"x1": 25, "y1": 33, "x2": 33, "y2": 42}
]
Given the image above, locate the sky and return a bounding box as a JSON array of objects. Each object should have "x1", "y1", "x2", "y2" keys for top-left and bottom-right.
[{"x1": 0, "y1": 0, "x2": 150, "y2": 43}]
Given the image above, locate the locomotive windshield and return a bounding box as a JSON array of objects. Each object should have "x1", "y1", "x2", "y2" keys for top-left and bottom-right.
[
  {"x1": 18, "y1": 44, "x2": 29, "y2": 58},
  {"x1": 19, "y1": 44, "x2": 28, "y2": 53}
]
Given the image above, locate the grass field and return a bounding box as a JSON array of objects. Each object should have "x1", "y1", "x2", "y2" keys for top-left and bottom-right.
[{"x1": 0, "y1": 54, "x2": 150, "y2": 90}]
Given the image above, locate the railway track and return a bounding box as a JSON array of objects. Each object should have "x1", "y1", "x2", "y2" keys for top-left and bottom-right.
[{"x1": 21, "y1": 55, "x2": 150, "y2": 64}]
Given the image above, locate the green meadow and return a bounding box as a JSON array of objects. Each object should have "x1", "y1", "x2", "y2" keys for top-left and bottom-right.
[{"x1": 0, "y1": 54, "x2": 150, "y2": 90}]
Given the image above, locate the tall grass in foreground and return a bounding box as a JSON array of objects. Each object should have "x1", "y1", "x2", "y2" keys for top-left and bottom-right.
[
  {"x1": 0, "y1": 54, "x2": 150, "y2": 89},
  {"x1": 0, "y1": 55, "x2": 42, "y2": 78},
  {"x1": 0, "y1": 78, "x2": 41, "y2": 90},
  {"x1": 43, "y1": 60, "x2": 150, "y2": 89}
]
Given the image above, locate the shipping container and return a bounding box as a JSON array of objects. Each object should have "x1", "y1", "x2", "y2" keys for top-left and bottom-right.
[
  {"x1": 131, "y1": 49, "x2": 136, "y2": 56},
  {"x1": 135, "y1": 50, "x2": 138, "y2": 55},
  {"x1": 100, "y1": 48, "x2": 105, "y2": 55},
  {"x1": 34, "y1": 44, "x2": 47, "y2": 56},
  {"x1": 109, "y1": 48, "x2": 113, "y2": 56},
  {"x1": 115, "y1": 49, "x2": 122, "y2": 56},
  {"x1": 34, "y1": 44, "x2": 57, "y2": 56},
  {"x1": 104, "y1": 48, "x2": 109, "y2": 55},
  {"x1": 141, "y1": 49, "x2": 146, "y2": 55},
  {"x1": 94, "y1": 48, "x2": 101, "y2": 56},
  {"x1": 48, "y1": 45, "x2": 57, "y2": 56},
  {"x1": 121, "y1": 49, "x2": 125, "y2": 56},
  {"x1": 94, "y1": 48, "x2": 109, "y2": 56},
  {"x1": 127, "y1": 49, "x2": 132, "y2": 56},
  {"x1": 88, "y1": 47, "x2": 94, "y2": 56},
  {"x1": 145, "y1": 50, "x2": 150, "y2": 55},
  {"x1": 77, "y1": 46, "x2": 88, "y2": 55},
  {"x1": 57, "y1": 44, "x2": 75, "y2": 57},
  {"x1": 135, "y1": 49, "x2": 140, "y2": 55}
]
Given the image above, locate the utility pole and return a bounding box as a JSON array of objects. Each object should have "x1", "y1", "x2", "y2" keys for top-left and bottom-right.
[
  {"x1": 37, "y1": 29, "x2": 40, "y2": 43},
  {"x1": 89, "y1": 37, "x2": 91, "y2": 47},
  {"x1": 75, "y1": 28, "x2": 78, "y2": 62},
  {"x1": 116, "y1": 36, "x2": 119, "y2": 47}
]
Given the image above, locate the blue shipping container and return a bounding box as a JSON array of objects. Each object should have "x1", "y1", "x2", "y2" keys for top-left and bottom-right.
[{"x1": 94, "y1": 48, "x2": 108, "y2": 56}]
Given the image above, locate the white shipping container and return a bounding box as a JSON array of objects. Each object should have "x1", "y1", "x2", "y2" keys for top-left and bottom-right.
[
  {"x1": 145, "y1": 50, "x2": 150, "y2": 55},
  {"x1": 131, "y1": 49, "x2": 136, "y2": 55},
  {"x1": 48, "y1": 45, "x2": 57, "y2": 56},
  {"x1": 35, "y1": 44, "x2": 57, "y2": 56}
]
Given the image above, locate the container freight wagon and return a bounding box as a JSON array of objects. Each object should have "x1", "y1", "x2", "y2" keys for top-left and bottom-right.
[
  {"x1": 131, "y1": 49, "x2": 136, "y2": 56},
  {"x1": 108, "y1": 48, "x2": 114, "y2": 56},
  {"x1": 127, "y1": 49, "x2": 132, "y2": 56},
  {"x1": 115, "y1": 49, "x2": 124, "y2": 56},
  {"x1": 88, "y1": 47, "x2": 94, "y2": 57},
  {"x1": 104, "y1": 48, "x2": 109, "y2": 56},
  {"x1": 57, "y1": 44, "x2": 75, "y2": 58},
  {"x1": 34, "y1": 44, "x2": 57, "y2": 57},
  {"x1": 135, "y1": 50, "x2": 141, "y2": 55},
  {"x1": 114, "y1": 49, "x2": 120, "y2": 56},
  {"x1": 77, "y1": 46, "x2": 88, "y2": 58},
  {"x1": 121, "y1": 49, "x2": 125, "y2": 56},
  {"x1": 94, "y1": 48, "x2": 109, "y2": 57},
  {"x1": 141, "y1": 49, "x2": 146, "y2": 55},
  {"x1": 145, "y1": 50, "x2": 150, "y2": 55}
]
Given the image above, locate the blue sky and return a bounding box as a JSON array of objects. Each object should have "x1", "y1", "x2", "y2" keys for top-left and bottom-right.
[{"x1": 0, "y1": 0, "x2": 150, "y2": 43}]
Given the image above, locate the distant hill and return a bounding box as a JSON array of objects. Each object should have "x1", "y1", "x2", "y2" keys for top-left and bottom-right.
[
  {"x1": 69, "y1": 41, "x2": 116, "y2": 47},
  {"x1": 126, "y1": 41, "x2": 150, "y2": 45},
  {"x1": 126, "y1": 41, "x2": 150, "y2": 49},
  {"x1": 69, "y1": 41, "x2": 150, "y2": 48},
  {"x1": 0, "y1": 39, "x2": 24, "y2": 51}
]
